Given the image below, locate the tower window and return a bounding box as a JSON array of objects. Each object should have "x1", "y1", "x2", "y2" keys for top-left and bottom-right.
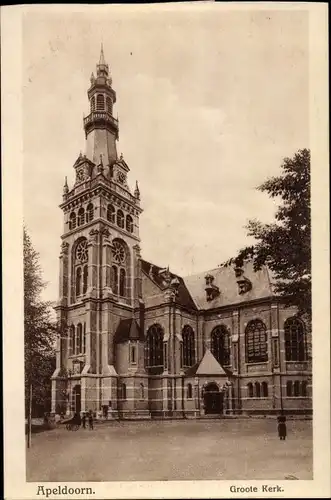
[
  {"x1": 255, "y1": 382, "x2": 261, "y2": 398},
  {"x1": 69, "y1": 325, "x2": 75, "y2": 356},
  {"x1": 261, "y1": 382, "x2": 268, "y2": 397},
  {"x1": 73, "y1": 238, "x2": 88, "y2": 301},
  {"x1": 121, "y1": 383, "x2": 127, "y2": 400},
  {"x1": 75, "y1": 267, "x2": 82, "y2": 297},
  {"x1": 187, "y1": 383, "x2": 193, "y2": 399},
  {"x1": 83, "y1": 265, "x2": 88, "y2": 294},
  {"x1": 145, "y1": 324, "x2": 164, "y2": 375},
  {"x1": 83, "y1": 323, "x2": 86, "y2": 354},
  {"x1": 130, "y1": 344, "x2": 136, "y2": 364},
  {"x1": 96, "y1": 94, "x2": 105, "y2": 111},
  {"x1": 106, "y1": 96, "x2": 112, "y2": 114},
  {"x1": 119, "y1": 268, "x2": 126, "y2": 297},
  {"x1": 111, "y1": 265, "x2": 118, "y2": 294},
  {"x1": 77, "y1": 207, "x2": 85, "y2": 227},
  {"x1": 76, "y1": 323, "x2": 83, "y2": 355},
  {"x1": 294, "y1": 380, "x2": 300, "y2": 397},
  {"x1": 182, "y1": 325, "x2": 195, "y2": 367},
  {"x1": 211, "y1": 325, "x2": 231, "y2": 366},
  {"x1": 111, "y1": 239, "x2": 130, "y2": 300},
  {"x1": 247, "y1": 383, "x2": 253, "y2": 398},
  {"x1": 107, "y1": 204, "x2": 115, "y2": 223},
  {"x1": 284, "y1": 317, "x2": 306, "y2": 361},
  {"x1": 117, "y1": 210, "x2": 124, "y2": 229},
  {"x1": 245, "y1": 319, "x2": 268, "y2": 363},
  {"x1": 286, "y1": 381, "x2": 293, "y2": 397},
  {"x1": 86, "y1": 203, "x2": 94, "y2": 223},
  {"x1": 69, "y1": 212, "x2": 76, "y2": 231},
  {"x1": 126, "y1": 215, "x2": 133, "y2": 233},
  {"x1": 91, "y1": 96, "x2": 95, "y2": 112}
]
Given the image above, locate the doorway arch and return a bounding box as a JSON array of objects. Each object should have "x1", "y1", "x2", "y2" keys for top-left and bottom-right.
[
  {"x1": 203, "y1": 382, "x2": 222, "y2": 415},
  {"x1": 72, "y1": 385, "x2": 81, "y2": 413}
]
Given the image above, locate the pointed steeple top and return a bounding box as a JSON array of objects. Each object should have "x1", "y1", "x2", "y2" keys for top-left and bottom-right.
[
  {"x1": 134, "y1": 180, "x2": 140, "y2": 200},
  {"x1": 99, "y1": 43, "x2": 106, "y2": 66},
  {"x1": 63, "y1": 176, "x2": 69, "y2": 195}
]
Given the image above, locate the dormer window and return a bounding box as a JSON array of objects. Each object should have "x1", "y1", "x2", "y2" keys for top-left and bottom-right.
[{"x1": 204, "y1": 274, "x2": 220, "y2": 301}]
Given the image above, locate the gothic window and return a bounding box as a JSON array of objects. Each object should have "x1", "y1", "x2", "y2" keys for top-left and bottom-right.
[
  {"x1": 76, "y1": 323, "x2": 83, "y2": 354},
  {"x1": 261, "y1": 382, "x2": 268, "y2": 398},
  {"x1": 74, "y1": 239, "x2": 88, "y2": 300},
  {"x1": 182, "y1": 325, "x2": 195, "y2": 367},
  {"x1": 130, "y1": 344, "x2": 136, "y2": 364},
  {"x1": 301, "y1": 381, "x2": 308, "y2": 397},
  {"x1": 69, "y1": 325, "x2": 75, "y2": 356},
  {"x1": 86, "y1": 203, "x2": 94, "y2": 223},
  {"x1": 77, "y1": 207, "x2": 85, "y2": 227},
  {"x1": 107, "y1": 204, "x2": 115, "y2": 223},
  {"x1": 83, "y1": 323, "x2": 86, "y2": 354},
  {"x1": 96, "y1": 93, "x2": 105, "y2": 111},
  {"x1": 284, "y1": 317, "x2": 306, "y2": 361},
  {"x1": 121, "y1": 383, "x2": 127, "y2": 400},
  {"x1": 286, "y1": 381, "x2": 293, "y2": 397},
  {"x1": 91, "y1": 96, "x2": 95, "y2": 111},
  {"x1": 211, "y1": 325, "x2": 231, "y2": 366},
  {"x1": 111, "y1": 239, "x2": 129, "y2": 300},
  {"x1": 69, "y1": 212, "x2": 76, "y2": 231},
  {"x1": 294, "y1": 380, "x2": 300, "y2": 397},
  {"x1": 117, "y1": 209, "x2": 124, "y2": 229},
  {"x1": 255, "y1": 382, "x2": 261, "y2": 398},
  {"x1": 247, "y1": 383, "x2": 253, "y2": 398},
  {"x1": 245, "y1": 319, "x2": 268, "y2": 363},
  {"x1": 146, "y1": 324, "x2": 164, "y2": 375},
  {"x1": 126, "y1": 215, "x2": 133, "y2": 233},
  {"x1": 187, "y1": 383, "x2": 193, "y2": 399},
  {"x1": 106, "y1": 96, "x2": 112, "y2": 114},
  {"x1": 140, "y1": 383, "x2": 144, "y2": 399}
]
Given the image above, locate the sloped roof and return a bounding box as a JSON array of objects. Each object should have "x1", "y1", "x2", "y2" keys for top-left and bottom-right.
[
  {"x1": 114, "y1": 319, "x2": 144, "y2": 344},
  {"x1": 141, "y1": 259, "x2": 197, "y2": 310},
  {"x1": 185, "y1": 349, "x2": 232, "y2": 377},
  {"x1": 183, "y1": 261, "x2": 274, "y2": 310}
]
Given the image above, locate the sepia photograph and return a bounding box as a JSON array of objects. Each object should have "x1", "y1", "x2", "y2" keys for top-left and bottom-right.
[{"x1": 1, "y1": 3, "x2": 330, "y2": 499}]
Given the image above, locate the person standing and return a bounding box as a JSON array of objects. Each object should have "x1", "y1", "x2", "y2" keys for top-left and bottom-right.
[
  {"x1": 277, "y1": 414, "x2": 287, "y2": 440},
  {"x1": 88, "y1": 411, "x2": 94, "y2": 430},
  {"x1": 82, "y1": 412, "x2": 86, "y2": 429}
]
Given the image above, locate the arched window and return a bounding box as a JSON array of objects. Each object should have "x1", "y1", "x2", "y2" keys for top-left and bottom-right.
[
  {"x1": 187, "y1": 383, "x2": 193, "y2": 399},
  {"x1": 74, "y1": 239, "x2": 88, "y2": 301},
  {"x1": 107, "y1": 204, "x2": 115, "y2": 223},
  {"x1": 83, "y1": 265, "x2": 88, "y2": 294},
  {"x1": 106, "y1": 96, "x2": 112, "y2": 114},
  {"x1": 69, "y1": 212, "x2": 76, "y2": 231},
  {"x1": 301, "y1": 380, "x2": 308, "y2": 397},
  {"x1": 294, "y1": 380, "x2": 300, "y2": 397},
  {"x1": 140, "y1": 383, "x2": 144, "y2": 399},
  {"x1": 245, "y1": 319, "x2": 268, "y2": 363},
  {"x1": 111, "y1": 265, "x2": 118, "y2": 294},
  {"x1": 182, "y1": 325, "x2": 195, "y2": 367},
  {"x1": 286, "y1": 381, "x2": 293, "y2": 397},
  {"x1": 69, "y1": 325, "x2": 75, "y2": 356},
  {"x1": 75, "y1": 267, "x2": 82, "y2": 297},
  {"x1": 83, "y1": 323, "x2": 86, "y2": 354},
  {"x1": 261, "y1": 382, "x2": 268, "y2": 398},
  {"x1": 96, "y1": 94, "x2": 105, "y2": 111},
  {"x1": 117, "y1": 209, "x2": 124, "y2": 229},
  {"x1": 86, "y1": 203, "x2": 94, "y2": 223},
  {"x1": 119, "y1": 268, "x2": 126, "y2": 297},
  {"x1": 122, "y1": 383, "x2": 127, "y2": 400},
  {"x1": 255, "y1": 382, "x2": 261, "y2": 398},
  {"x1": 77, "y1": 207, "x2": 85, "y2": 227},
  {"x1": 91, "y1": 96, "x2": 95, "y2": 111},
  {"x1": 126, "y1": 215, "x2": 133, "y2": 233},
  {"x1": 72, "y1": 325, "x2": 76, "y2": 357},
  {"x1": 146, "y1": 324, "x2": 164, "y2": 375},
  {"x1": 211, "y1": 325, "x2": 231, "y2": 366},
  {"x1": 247, "y1": 383, "x2": 253, "y2": 398},
  {"x1": 77, "y1": 323, "x2": 82, "y2": 354},
  {"x1": 284, "y1": 317, "x2": 306, "y2": 361}
]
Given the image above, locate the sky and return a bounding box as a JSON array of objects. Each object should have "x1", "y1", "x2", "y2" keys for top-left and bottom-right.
[{"x1": 22, "y1": 6, "x2": 309, "y2": 303}]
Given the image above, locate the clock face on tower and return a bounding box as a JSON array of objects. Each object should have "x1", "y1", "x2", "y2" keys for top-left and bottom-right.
[
  {"x1": 117, "y1": 171, "x2": 126, "y2": 185},
  {"x1": 77, "y1": 169, "x2": 85, "y2": 182}
]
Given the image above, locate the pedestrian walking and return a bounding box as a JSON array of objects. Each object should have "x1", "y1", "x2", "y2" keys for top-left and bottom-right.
[
  {"x1": 82, "y1": 412, "x2": 86, "y2": 429},
  {"x1": 277, "y1": 414, "x2": 287, "y2": 440},
  {"x1": 88, "y1": 411, "x2": 94, "y2": 430}
]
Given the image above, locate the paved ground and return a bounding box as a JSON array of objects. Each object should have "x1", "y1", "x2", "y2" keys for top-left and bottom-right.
[{"x1": 26, "y1": 418, "x2": 313, "y2": 482}]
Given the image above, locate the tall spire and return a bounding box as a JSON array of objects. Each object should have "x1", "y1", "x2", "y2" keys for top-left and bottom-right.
[{"x1": 99, "y1": 43, "x2": 106, "y2": 66}]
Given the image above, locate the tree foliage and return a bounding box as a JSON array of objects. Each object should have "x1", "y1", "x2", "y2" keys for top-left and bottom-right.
[
  {"x1": 223, "y1": 149, "x2": 311, "y2": 319},
  {"x1": 24, "y1": 227, "x2": 57, "y2": 416}
]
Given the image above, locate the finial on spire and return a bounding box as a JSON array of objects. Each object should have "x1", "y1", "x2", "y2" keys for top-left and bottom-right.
[
  {"x1": 97, "y1": 154, "x2": 104, "y2": 175},
  {"x1": 99, "y1": 43, "x2": 106, "y2": 66},
  {"x1": 134, "y1": 180, "x2": 140, "y2": 200},
  {"x1": 63, "y1": 176, "x2": 69, "y2": 195}
]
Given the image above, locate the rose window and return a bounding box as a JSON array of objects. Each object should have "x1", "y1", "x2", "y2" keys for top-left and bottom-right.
[
  {"x1": 112, "y1": 241, "x2": 126, "y2": 265},
  {"x1": 76, "y1": 240, "x2": 88, "y2": 263}
]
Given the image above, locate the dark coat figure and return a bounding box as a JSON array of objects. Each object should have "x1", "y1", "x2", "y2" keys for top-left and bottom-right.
[
  {"x1": 73, "y1": 412, "x2": 81, "y2": 426},
  {"x1": 277, "y1": 415, "x2": 287, "y2": 440},
  {"x1": 82, "y1": 413, "x2": 86, "y2": 429},
  {"x1": 88, "y1": 411, "x2": 94, "y2": 430}
]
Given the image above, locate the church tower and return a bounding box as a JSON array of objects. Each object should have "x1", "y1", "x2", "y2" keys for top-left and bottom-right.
[{"x1": 52, "y1": 47, "x2": 148, "y2": 418}]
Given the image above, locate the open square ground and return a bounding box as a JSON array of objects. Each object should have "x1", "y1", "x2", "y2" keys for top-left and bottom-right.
[{"x1": 26, "y1": 418, "x2": 313, "y2": 482}]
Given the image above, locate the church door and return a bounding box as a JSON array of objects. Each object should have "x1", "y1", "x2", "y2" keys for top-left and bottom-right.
[
  {"x1": 72, "y1": 385, "x2": 81, "y2": 413},
  {"x1": 204, "y1": 382, "x2": 222, "y2": 415}
]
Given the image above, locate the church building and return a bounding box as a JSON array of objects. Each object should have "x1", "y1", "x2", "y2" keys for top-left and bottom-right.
[{"x1": 51, "y1": 48, "x2": 312, "y2": 419}]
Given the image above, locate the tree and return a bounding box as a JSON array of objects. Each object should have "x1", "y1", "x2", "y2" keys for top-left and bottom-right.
[
  {"x1": 24, "y1": 226, "x2": 56, "y2": 423},
  {"x1": 223, "y1": 149, "x2": 311, "y2": 320}
]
